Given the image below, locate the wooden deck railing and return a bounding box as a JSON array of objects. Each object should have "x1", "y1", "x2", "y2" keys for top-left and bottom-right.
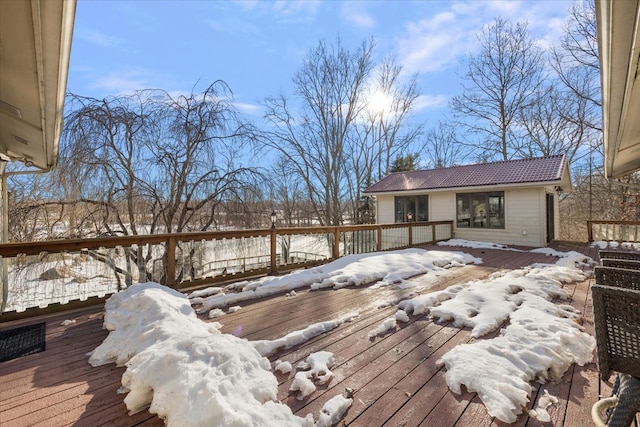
[
  {"x1": 587, "y1": 220, "x2": 640, "y2": 242},
  {"x1": 0, "y1": 221, "x2": 453, "y2": 317}
]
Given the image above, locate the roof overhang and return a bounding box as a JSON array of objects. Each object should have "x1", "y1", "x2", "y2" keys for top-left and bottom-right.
[
  {"x1": 0, "y1": 0, "x2": 76, "y2": 170},
  {"x1": 365, "y1": 163, "x2": 573, "y2": 197},
  {"x1": 365, "y1": 180, "x2": 572, "y2": 197},
  {"x1": 596, "y1": 0, "x2": 640, "y2": 178}
]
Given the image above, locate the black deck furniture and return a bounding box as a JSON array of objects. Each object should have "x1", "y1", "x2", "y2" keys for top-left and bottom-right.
[
  {"x1": 594, "y1": 266, "x2": 640, "y2": 291},
  {"x1": 599, "y1": 250, "x2": 640, "y2": 261},
  {"x1": 601, "y1": 259, "x2": 640, "y2": 271},
  {"x1": 591, "y1": 282, "x2": 640, "y2": 426}
]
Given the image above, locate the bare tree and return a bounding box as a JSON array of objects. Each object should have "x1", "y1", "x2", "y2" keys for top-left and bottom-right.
[
  {"x1": 346, "y1": 56, "x2": 423, "y2": 220},
  {"x1": 550, "y1": 0, "x2": 601, "y2": 132},
  {"x1": 423, "y1": 121, "x2": 467, "y2": 168},
  {"x1": 56, "y1": 82, "x2": 259, "y2": 283},
  {"x1": 549, "y1": 0, "x2": 639, "y2": 236},
  {"x1": 267, "y1": 156, "x2": 309, "y2": 227},
  {"x1": 358, "y1": 57, "x2": 423, "y2": 183},
  {"x1": 139, "y1": 83, "x2": 259, "y2": 233},
  {"x1": 262, "y1": 38, "x2": 423, "y2": 225},
  {"x1": 261, "y1": 38, "x2": 375, "y2": 226},
  {"x1": 517, "y1": 83, "x2": 591, "y2": 165},
  {"x1": 60, "y1": 82, "x2": 257, "y2": 236},
  {"x1": 450, "y1": 18, "x2": 543, "y2": 161}
]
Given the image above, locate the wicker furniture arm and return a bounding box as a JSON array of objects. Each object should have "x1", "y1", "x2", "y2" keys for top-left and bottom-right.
[
  {"x1": 591, "y1": 284, "x2": 640, "y2": 427},
  {"x1": 601, "y1": 259, "x2": 640, "y2": 270},
  {"x1": 599, "y1": 250, "x2": 640, "y2": 261},
  {"x1": 606, "y1": 374, "x2": 640, "y2": 427},
  {"x1": 595, "y1": 266, "x2": 640, "y2": 291},
  {"x1": 592, "y1": 284, "x2": 640, "y2": 426},
  {"x1": 591, "y1": 284, "x2": 640, "y2": 380}
]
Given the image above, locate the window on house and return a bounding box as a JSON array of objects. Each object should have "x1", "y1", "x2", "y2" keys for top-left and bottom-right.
[
  {"x1": 394, "y1": 195, "x2": 428, "y2": 222},
  {"x1": 456, "y1": 192, "x2": 504, "y2": 228}
]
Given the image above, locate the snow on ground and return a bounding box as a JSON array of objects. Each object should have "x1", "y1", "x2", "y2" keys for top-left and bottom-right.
[
  {"x1": 399, "y1": 255, "x2": 595, "y2": 423},
  {"x1": 528, "y1": 389, "x2": 559, "y2": 422},
  {"x1": 530, "y1": 248, "x2": 597, "y2": 268},
  {"x1": 591, "y1": 240, "x2": 640, "y2": 251},
  {"x1": 207, "y1": 308, "x2": 225, "y2": 318},
  {"x1": 290, "y1": 351, "x2": 336, "y2": 399},
  {"x1": 274, "y1": 360, "x2": 293, "y2": 374},
  {"x1": 89, "y1": 283, "x2": 315, "y2": 426},
  {"x1": 6, "y1": 257, "x2": 122, "y2": 312},
  {"x1": 187, "y1": 286, "x2": 224, "y2": 300},
  {"x1": 89, "y1": 241, "x2": 598, "y2": 426},
  {"x1": 438, "y1": 239, "x2": 521, "y2": 251},
  {"x1": 251, "y1": 313, "x2": 359, "y2": 357},
  {"x1": 190, "y1": 248, "x2": 481, "y2": 315},
  {"x1": 367, "y1": 307, "x2": 416, "y2": 338},
  {"x1": 368, "y1": 317, "x2": 397, "y2": 338},
  {"x1": 316, "y1": 394, "x2": 353, "y2": 427}
]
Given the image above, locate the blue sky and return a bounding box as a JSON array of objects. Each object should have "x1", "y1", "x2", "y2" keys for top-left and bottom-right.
[{"x1": 68, "y1": 0, "x2": 575, "y2": 129}]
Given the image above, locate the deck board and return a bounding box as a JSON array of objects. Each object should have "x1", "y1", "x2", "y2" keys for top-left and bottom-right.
[{"x1": 0, "y1": 242, "x2": 625, "y2": 426}]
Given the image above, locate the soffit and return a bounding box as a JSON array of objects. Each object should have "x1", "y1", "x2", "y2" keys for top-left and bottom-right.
[
  {"x1": 597, "y1": 0, "x2": 640, "y2": 178},
  {"x1": 0, "y1": 0, "x2": 75, "y2": 170}
]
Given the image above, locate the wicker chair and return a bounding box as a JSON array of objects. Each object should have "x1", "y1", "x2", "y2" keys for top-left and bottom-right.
[
  {"x1": 599, "y1": 250, "x2": 640, "y2": 261},
  {"x1": 591, "y1": 284, "x2": 640, "y2": 426},
  {"x1": 595, "y1": 266, "x2": 640, "y2": 291},
  {"x1": 601, "y1": 259, "x2": 640, "y2": 271}
]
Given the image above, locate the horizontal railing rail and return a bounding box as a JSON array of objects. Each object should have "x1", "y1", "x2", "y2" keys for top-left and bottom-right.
[
  {"x1": 0, "y1": 221, "x2": 453, "y2": 318},
  {"x1": 587, "y1": 220, "x2": 640, "y2": 243}
]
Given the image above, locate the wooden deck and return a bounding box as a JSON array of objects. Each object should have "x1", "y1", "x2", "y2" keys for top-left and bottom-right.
[{"x1": 0, "y1": 242, "x2": 627, "y2": 426}]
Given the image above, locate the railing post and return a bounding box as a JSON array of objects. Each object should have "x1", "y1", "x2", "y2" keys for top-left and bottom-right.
[
  {"x1": 333, "y1": 227, "x2": 340, "y2": 259},
  {"x1": 408, "y1": 222, "x2": 413, "y2": 247},
  {"x1": 431, "y1": 223, "x2": 436, "y2": 243},
  {"x1": 167, "y1": 236, "x2": 176, "y2": 288},
  {"x1": 270, "y1": 228, "x2": 277, "y2": 275},
  {"x1": 377, "y1": 226, "x2": 382, "y2": 252},
  {"x1": 587, "y1": 220, "x2": 593, "y2": 242}
]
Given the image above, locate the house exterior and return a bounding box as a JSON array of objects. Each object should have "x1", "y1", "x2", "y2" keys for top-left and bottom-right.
[
  {"x1": 364, "y1": 155, "x2": 572, "y2": 248},
  {"x1": 595, "y1": 0, "x2": 640, "y2": 178},
  {"x1": 0, "y1": 0, "x2": 76, "y2": 312}
]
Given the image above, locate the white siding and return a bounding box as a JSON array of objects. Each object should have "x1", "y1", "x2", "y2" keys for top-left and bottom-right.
[
  {"x1": 376, "y1": 193, "x2": 452, "y2": 224},
  {"x1": 374, "y1": 187, "x2": 550, "y2": 247},
  {"x1": 376, "y1": 194, "x2": 395, "y2": 224},
  {"x1": 430, "y1": 192, "x2": 453, "y2": 221},
  {"x1": 455, "y1": 188, "x2": 545, "y2": 247}
]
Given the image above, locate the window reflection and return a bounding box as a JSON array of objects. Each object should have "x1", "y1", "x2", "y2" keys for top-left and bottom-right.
[
  {"x1": 456, "y1": 192, "x2": 504, "y2": 229},
  {"x1": 394, "y1": 195, "x2": 428, "y2": 223}
]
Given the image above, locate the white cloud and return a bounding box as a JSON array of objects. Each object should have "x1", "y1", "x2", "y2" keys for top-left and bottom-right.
[
  {"x1": 414, "y1": 94, "x2": 448, "y2": 111},
  {"x1": 79, "y1": 29, "x2": 124, "y2": 48},
  {"x1": 393, "y1": 0, "x2": 573, "y2": 77},
  {"x1": 395, "y1": 10, "x2": 478, "y2": 74},
  {"x1": 483, "y1": 0, "x2": 525, "y2": 16},
  {"x1": 91, "y1": 69, "x2": 151, "y2": 95},
  {"x1": 273, "y1": 0, "x2": 321, "y2": 16},
  {"x1": 534, "y1": 16, "x2": 566, "y2": 51},
  {"x1": 341, "y1": 2, "x2": 376, "y2": 30},
  {"x1": 234, "y1": 102, "x2": 263, "y2": 116}
]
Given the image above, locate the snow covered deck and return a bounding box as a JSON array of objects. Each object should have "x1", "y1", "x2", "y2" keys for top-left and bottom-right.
[{"x1": 0, "y1": 242, "x2": 615, "y2": 426}]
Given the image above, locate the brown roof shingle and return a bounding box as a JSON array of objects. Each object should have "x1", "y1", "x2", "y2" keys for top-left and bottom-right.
[{"x1": 364, "y1": 155, "x2": 567, "y2": 193}]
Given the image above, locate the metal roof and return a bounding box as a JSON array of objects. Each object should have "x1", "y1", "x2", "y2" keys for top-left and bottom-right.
[{"x1": 364, "y1": 155, "x2": 569, "y2": 194}]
